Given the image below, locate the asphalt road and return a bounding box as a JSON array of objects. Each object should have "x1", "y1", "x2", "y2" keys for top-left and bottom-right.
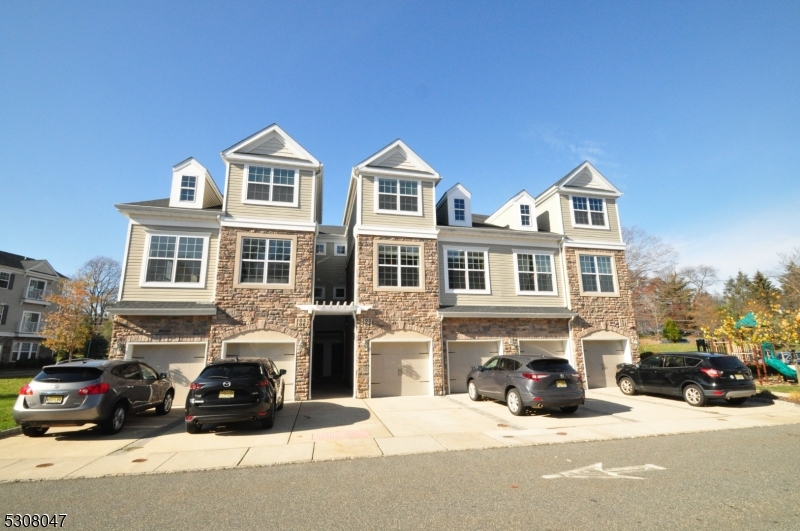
[{"x1": 2, "y1": 424, "x2": 799, "y2": 531}]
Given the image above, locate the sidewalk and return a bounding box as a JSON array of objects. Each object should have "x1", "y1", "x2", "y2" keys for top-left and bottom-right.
[{"x1": 1, "y1": 388, "x2": 799, "y2": 482}]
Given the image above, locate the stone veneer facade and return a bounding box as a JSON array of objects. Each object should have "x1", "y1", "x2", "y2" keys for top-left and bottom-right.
[{"x1": 354, "y1": 235, "x2": 444, "y2": 398}]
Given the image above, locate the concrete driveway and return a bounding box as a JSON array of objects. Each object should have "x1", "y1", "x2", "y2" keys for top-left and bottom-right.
[{"x1": 1, "y1": 388, "x2": 798, "y2": 482}]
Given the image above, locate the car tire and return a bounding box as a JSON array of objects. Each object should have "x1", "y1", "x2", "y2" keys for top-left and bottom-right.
[
  {"x1": 506, "y1": 388, "x2": 526, "y2": 416},
  {"x1": 276, "y1": 383, "x2": 285, "y2": 411},
  {"x1": 186, "y1": 422, "x2": 201, "y2": 434},
  {"x1": 21, "y1": 426, "x2": 49, "y2": 437},
  {"x1": 468, "y1": 380, "x2": 481, "y2": 401},
  {"x1": 683, "y1": 384, "x2": 707, "y2": 407},
  {"x1": 725, "y1": 397, "x2": 748, "y2": 405},
  {"x1": 155, "y1": 391, "x2": 174, "y2": 416},
  {"x1": 618, "y1": 376, "x2": 637, "y2": 396},
  {"x1": 261, "y1": 400, "x2": 276, "y2": 430},
  {"x1": 100, "y1": 403, "x2": 127, "y2": 435},
  {"x1": 559, "y1": 405, "x2": 579, "y2": 414}
]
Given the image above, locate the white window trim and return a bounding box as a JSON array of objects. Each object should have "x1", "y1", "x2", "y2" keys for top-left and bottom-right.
[
  {"x1": 453, "y1": 198, "x2": 466, "y2": 222},
  {"x1": 333, "y1": 286, "x2": 346, "y2": 300},
  {"x1": 577, "y1": 252, "x2": 619, "y2": 296},
  {"x1": 25, "y1": 278, "x2": 48, "y2": 300},
  {"x1": 11, "y1": 341, "x2": 38, "y2": 362},
  {"x1": 242, "y1": 164, "x2": 300, "y2": 208},
  {"x1": 519, "y1": 204, "x2": 532, "y2": 228},
  {"x1": 316, "y1": 243, "x2": 327, "y2": 255},
  {"x1": 20, "y1": 311, "x2": 42, "y2": 333},
  {"x1": 373, "y1": 177, "x2": 424, "y2": 217},
  {"x1": 314, "y1": 286, "x2": 325, "y2": 299},
  {"x1": 179, "y1": 175, "x2": 197, "y2": 203},
  {"x1": 512, "y1": 249, "x2": 558, "y2": 296},
  {"x1": 139, "y1": 231, "x2": 211, "y2": 288},
  {"x1": 443, "y1": 245, "x2": 491, "y2": 295},
  {"x1": 0, "y1": 270, "x2": 11, "y2": 289},
  {"x1": 569, "y1": 195, "x2": 610, "y2": 230},
  {"x1": 334, "y1": 244, "x2": 347, "y2": 256},
  {"x1": 373, "y1": 241, "x2": 426, "y2": 292}
]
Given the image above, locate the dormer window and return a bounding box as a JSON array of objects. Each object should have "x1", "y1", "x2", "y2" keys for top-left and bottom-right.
[
  {"x1": 454, "y1": 198, "x2": 465, "y2": 221},
  {"x1": 180, "y1": 176, "x2": 196, "y2": 202},
  {"x1": 377, "y1": 178, "x2": 419, "y2": 213},
  {"x1": 520, "y1": 205, "x2": 531, "y2": 227},
  {"x1": 572, "y1": 196, "x2": 606, "y2": 227},
  {"x1": 245, "y1": 166, "x2": 296, "y2": 205}
]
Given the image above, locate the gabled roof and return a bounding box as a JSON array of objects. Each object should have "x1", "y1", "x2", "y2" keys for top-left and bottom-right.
[
  {"x1": 221, "y1": 124, "x2": 320, "y2": 166},
  {"x1": 355, "y1": 139, "x2": 440, "y2": 179},
  {"x1": 0, "y1": 250, "x2": 65, "y2": 277},
  {"x1": 553, "y1": 161, "x2": 621, "y2": 196},
  {"x1": 435, "y1": 182, "x2": 471, "y2": 208},
  {"x1": 484, "y1": 190, "x2": 536, "y2": 226}
]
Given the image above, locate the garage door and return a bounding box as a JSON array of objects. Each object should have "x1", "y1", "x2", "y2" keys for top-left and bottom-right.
[
  {"x1": 519, "y1": 340, "x2": 567, "y2": 358},
  {"x1": 131, "y1": 343, "x2": 207, "y2": 404},
  {"x1": 583, "y1": 340, "x2": 626, "y2": 388},
  {"x1": 370, "y1": 342, "x2": 430, "y2": 397},
  {"x1": 447, "y1": 341, "x2": 499, "y2": 393},
  {"x1": 225, "y1": 342, "x2": 296, "y2": 401}
]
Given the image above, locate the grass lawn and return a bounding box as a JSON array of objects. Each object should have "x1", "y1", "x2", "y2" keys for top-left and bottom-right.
[
  {"x1": 0, "y1": 377, "x2": 30, "y2": 431},
  {"x1": 758, "y1": 384, "x2": 800, "y2": 395},
  {"x1": 639, "y1": 342, "x2": 698, "y2": 353}
]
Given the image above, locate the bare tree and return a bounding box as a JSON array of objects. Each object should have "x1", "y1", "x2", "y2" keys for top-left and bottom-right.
[
  {"x1": 76, "y1": 256, "x2": 121, "y2": 326},
  {"x1": 679, "y1": 264, "x2": 720, "y2": 302},
  {"x1": 777, "y1": 248, "x2": 800, "y2": 310},
  {"x1": 622, "y1": 226, "x2": 679, "y2": 289}
]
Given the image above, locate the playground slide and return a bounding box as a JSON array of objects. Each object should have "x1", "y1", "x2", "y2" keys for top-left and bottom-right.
[{"x1": 764, "y1": 356, "x2": 798, "y2": 380}]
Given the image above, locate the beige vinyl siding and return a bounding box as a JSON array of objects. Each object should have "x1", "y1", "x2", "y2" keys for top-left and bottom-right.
[
  {"x1": 370, "y1": 152, "x2": 419, "y2": 171},
  {"x1": 438, "y1": 243, "x2": 565, "y2": 307},
  {"x1": 487, "y1": 205, "x2": 514, "y2": 228},
  {"x1": 121, "y1": 224, "x2": 218, "y2": 302},
  {"x1": 314, "y1": 247, "x2": 349, "y2": 301},
  {"x1": 202, "y1": 176, "x2": 222, "y2": 209},
  {"x1": 560, "y1": 195, "x2": 622, "y2": 243},
  {"x1": 226, "y1": 164, "x2": 314, "y2": 221},
  {"x1": 239, "y1": 136, "x2": 297, "y2": 158},
  {"x1": 566, "y1": 167, "x2": 607, "y2": 190},
  {"x1": 535, "y1": 193, "x2": 564, "y2": 234},
  {"x1": 360, "y1": 176, "x2": 436, "y2": 230}
]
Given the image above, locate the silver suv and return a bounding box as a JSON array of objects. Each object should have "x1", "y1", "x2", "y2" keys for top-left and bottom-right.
[{"x1": 13, "y1": 360, "x2": 175, "y2": 437}]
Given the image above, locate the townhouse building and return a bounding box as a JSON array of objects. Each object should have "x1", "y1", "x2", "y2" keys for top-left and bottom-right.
[{"x1": 109, "y1": 125, "x2": 638, "y2": 403}]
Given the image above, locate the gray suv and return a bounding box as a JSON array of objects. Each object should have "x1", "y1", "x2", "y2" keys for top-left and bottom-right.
[{"x1": 13, "y1": 360, "x2": 175, "y2": 437}]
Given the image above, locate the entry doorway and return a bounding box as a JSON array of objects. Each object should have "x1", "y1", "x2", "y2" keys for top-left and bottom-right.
[{"x1": 311, "y1": 316, "x2": 353, "y2": 399}]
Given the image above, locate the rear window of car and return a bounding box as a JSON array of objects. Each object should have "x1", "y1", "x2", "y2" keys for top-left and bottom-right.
[
  {"x1": 34, "y1": 367, "x2": 104, "y2": 383},
  {"x1": 707, "y1": 356, "x2": 746, "y2": 370},
  {"x1": 199, "y1": 363, "x2": 263, "y2": 379},
  {"x1": 526, "y1": 358, "x2": 573, "y2": 372}
]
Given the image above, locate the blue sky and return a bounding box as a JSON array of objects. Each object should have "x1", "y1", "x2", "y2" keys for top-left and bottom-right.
[{"x1": 1, "y1": 1, "x2": 798, "y2": 287}]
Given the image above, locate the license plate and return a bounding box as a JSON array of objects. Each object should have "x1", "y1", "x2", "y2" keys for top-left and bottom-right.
[
  {"x1": 734, "y1": 374, "x2": 744, "y2": 380},
  {"x1": 556, "y1": 380, "x2": 567, "y2": 388},
  {"x1": 45, "y1": 395, "x2": 64, "y2": 404},
  {"x1": 219, "y1": 390, "x2": 235, "y2": 399}
]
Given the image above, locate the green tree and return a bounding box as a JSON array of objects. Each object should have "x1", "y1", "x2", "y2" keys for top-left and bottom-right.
[
  {"x1": 662, "y1": 319, "x2": 682, "y2": 342},
  {"x1": 748, "y1": 271, "x2": 779, "y2": 312},
  {"x1": 722, "y1": 271, "x2": 752, "y2": 318}
]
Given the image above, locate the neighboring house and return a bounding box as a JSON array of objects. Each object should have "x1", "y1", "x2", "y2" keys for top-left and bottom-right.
[
  {"x1": 0, "y1": 250, "x2": 65, "y2": 363},
  {"x1": 109, "y1": 125, "x2": 637, "y2": 402}
]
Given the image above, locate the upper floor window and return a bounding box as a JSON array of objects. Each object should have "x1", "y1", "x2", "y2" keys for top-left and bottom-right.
[
  {"x1": 446, "y1": 248, "x2": 489, "y2": 293},
  {"x1": 20, "y1": 312, "x2": 41, "y2": 334},
  {"x1": 377, "y1": 178, "x2": 419, "y2": 214},
  {"x1": 25, "y1": 279, "x2": 46, "y2": 300},
  {"x1": 314, "y1": 286, "x2": 325, "y2": 299},
  {"x1": 579, "y1": 255, "x2": 616, "y2": 294},
  {"x1": 316, "y1": 243, "x2": 326, "y2": 255},
  {"x1": 572, "y1": 196, "x2": 606, "y2": 227},
  {"x1": 240, "y1": 238, "x2": 292, "y2": 285},
  {"x1": 335, "y1": 244, "x2": 347, "y2": 256},
  {"x1": 333, "y1": 286, "x2": 346, "y2": 300},
  {"x1": 246, "y1": 166, "x2": 296, "y2": 205},
  {"x1": 0, "y1": 271, "x2": 11, "y2": 289},
  {"x1": 11, "y1": 342, "x2": 38, "y2": 361},
  {"x1": 180, "y1": 176, "x2": 196, "y2": 202},
  {"x1": 377, "y1": 244, "x2": 420, "y2": 288},
  {"x1": 144, "y1": 234, "x2": 206, "y2": 286},
  {"x1": 515, "y1": 252, "x2": 556, "y2": 294},
  {"x1": 453, "y1": 198, "x2": 466, "y2": 221},
  {"x1": 520, "y1": 204, "x2": 531, "y2": 227}
]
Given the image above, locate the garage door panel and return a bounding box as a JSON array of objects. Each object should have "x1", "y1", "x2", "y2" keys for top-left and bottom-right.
[
  {"x1": 371, "y1": 342, "x2": 430, "y2": 397},
  {"x1": 131, "y1": 344, "x2": 206, "y2": 404},
  {"x1": 519, "y1": 340, "x2": 567, "y2": 357},
  {"x1": 584, "y1": 340, "x2": 625, "y2": 389},
  {"x1": 447, "y1": 341, "x2": 499, "y2": 394},
  {"x1": 225, "y1": 342, "x2": 296, "y2": 401}
]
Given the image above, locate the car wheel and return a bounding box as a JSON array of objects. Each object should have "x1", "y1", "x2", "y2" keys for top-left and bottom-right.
[
  {"x1": 100, "y1": 403, "x2": 127, "y2": 435},
  {"x1": 618, "y1": 376, "x2": 637, "y2": 396},
  {"x1": 155, "y1": 391, "x2": 174, "y2": 415},
  {"x1": 276, "y1": 383, "x2": 285, "y2": 411},
  {"x1": 725, "y1": 397, "x2": 748, "y2": 405},
  {"x1": 21, "y1": 426, "x2": 48, "y2": 437},
  {"x1": 468, "y1": 380, "x2": 481, "y2": 401},
  {"x1": 559, "y1": 405, "x2": 579, "y2": 414},
  {"x1": 261, "y1": 400, "x2": 276, "y2": 430},
  {"x1": 683, "y1": 384, "x2": 707, "y2": 407},
  {"x1": 506, "y1": 388, "x2": 526, "y2": 416},
  {"x1": 186, "y1": 422, "x2": 201, "y2": 434}
]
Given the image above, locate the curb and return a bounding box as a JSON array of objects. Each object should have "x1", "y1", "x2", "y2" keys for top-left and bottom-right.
[{"x1": 0, "y1": 427, "x2": 21, "y2": 440}]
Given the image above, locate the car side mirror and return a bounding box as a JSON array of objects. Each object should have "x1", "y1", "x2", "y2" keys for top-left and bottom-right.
[
  {"x1": 476, "y1": 366, "x2": 484, "y2": 372},
  {"x1": 279, "y1": 369, "x2": 287, "y2": 376},
  {"x1": 159, "y1": 373, "x2": 168, "y2": 380}
]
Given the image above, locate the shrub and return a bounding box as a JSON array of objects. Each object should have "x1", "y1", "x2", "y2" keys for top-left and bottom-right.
[{"x1": 662, "y1": 319, "x2": 682, "y2": 342}]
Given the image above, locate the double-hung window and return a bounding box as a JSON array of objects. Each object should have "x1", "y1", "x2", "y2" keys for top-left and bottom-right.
[
  {"x1": 515, "y1": 252, "x2": 556, "y2": 294},
  {"x1": 335, "y1": 244, "x2": 347, "y2": 256},
  {"x1": 316, "y1": 243, "x2": 326, "y2": 255},
  {"x1": 0, "y1": 271, "x2": 11, "y2": 289},
  {"x1": 446, "y1": 248, "x2": 489, "y2": 293},
  {"x1": 245, "y1": 166, "x2": 296, "y2": 205},
  {"x1": 11, "y1": 342, "x2": 38, "y2": 361},
  {"x1": 377, "y1": 178, "x2": 419, "y2": 214},
  {"x1": 572, "y1": 196, "x2": 606, "y2": 227},
  {"x1": 144, "y1": 235, "x2": 206, "y2": 285},
  {"x1": 377, "y1": 244, "x2": 420, "y2": 288},
  {"x1": 20, "y1": 312, "x2": 41, "y2": 334},
  {"x1": 180, "y1": 176, "x2": 196, "y2": 202},
  {"x1": 240, "y1": 237, "x2": 292, "y2": 285},
  {"x1": 520, "y1": 205, "x2": 531, "y2": 227},
  {"x1": 579, "y1": 255, "x2": 616, "y2": 294},
  {"x1": 25, "y1": 279, "x2": 47, "y2": 300},
  {"x1": 453, "y1": 198, "x2": 466, "y2": 221}
]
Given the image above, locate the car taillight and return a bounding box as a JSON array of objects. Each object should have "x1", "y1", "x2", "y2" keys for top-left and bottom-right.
[
  {"x1": 189, "y1": 382, "x2": 204, "y2": 390},
  {"x1": 255, "y1": 380, "x2": 269, "y2": 387},
  {"x1": 19, "y1": 384, "x2": 33, "y2": 396},
  {"x1": 700, "y1": 367, "x2": 723, "y2": 379},
  {"x1": 78, "y1": 383, "x2": 110, "y2": 395},
  {"x1": 573, "y1": 373, "x2": 583, "y2": 382},
  {"x1": 521, "y1": 373, "x2": 548, "y2": 381}
]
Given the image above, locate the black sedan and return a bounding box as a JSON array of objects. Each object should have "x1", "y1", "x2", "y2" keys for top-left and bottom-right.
[
  {"x1": 466, "y1": 355, "x2": 585, "y2": 416},
  {"x1": 185, "y1": 357, "x2": 285, "y2": 433},
  {"x1": 615, "y1": 352, "x2": 756, "y2": 406}
]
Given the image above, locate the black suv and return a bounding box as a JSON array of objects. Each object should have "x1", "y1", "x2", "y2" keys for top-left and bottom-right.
[
  {"x1": 615, "y1": 352, "x2": 756, "y2": 406},
  {"x1": 185, "y1": 357, "x2": 286, "y2": 434}
]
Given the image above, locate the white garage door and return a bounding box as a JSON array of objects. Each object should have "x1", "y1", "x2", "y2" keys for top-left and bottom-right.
[
  {"x1": 225, "y1": 342, "x2": 296, "y2": 401},
  {"x1": 519, "y1": 340, "x2": 567, "y2": 358},
  {"x1": 370, "y1": 342, "x2": 430, "y2": 397},
  {"x1": 447, "y1": 341, "x2": 499, "y2": 394},
  {"x1": 583, "y1": 340, "x2": 626, "y2": 388},
  {"x1": 131, "y1": 343, "x2": 207, "y2": 404}
]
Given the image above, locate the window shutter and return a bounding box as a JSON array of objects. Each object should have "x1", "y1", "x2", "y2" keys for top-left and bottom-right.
[
  {"x1": 0, "y1": 305, "x2": 7, "y2": 325},
  {"x1": 7, "y1": 274, "x2": 14, "y2": 290}
]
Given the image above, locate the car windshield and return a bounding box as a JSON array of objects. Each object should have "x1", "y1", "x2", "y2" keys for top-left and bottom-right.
[
  {"x1": 199, "y1": 363, "x2": 262, "y2": 379},
  {"x1": 33, "y1": 367, "x2": 104, "y2": 383},
  {"x1": 526, "y1": 359, "x2": 573, "y2": 372},
  {"x1": 707, "y1": 356, "x2": 747, "y2": 370}
]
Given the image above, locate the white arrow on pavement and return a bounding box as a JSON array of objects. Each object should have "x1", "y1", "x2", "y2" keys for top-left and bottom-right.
[{"x1": 542, "y1": 462, "x2": 666, "y2": 480}]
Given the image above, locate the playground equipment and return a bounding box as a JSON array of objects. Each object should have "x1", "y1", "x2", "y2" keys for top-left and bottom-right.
[{"x1": 761, "y1": 342, "x2": 798, "y2": 382}]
